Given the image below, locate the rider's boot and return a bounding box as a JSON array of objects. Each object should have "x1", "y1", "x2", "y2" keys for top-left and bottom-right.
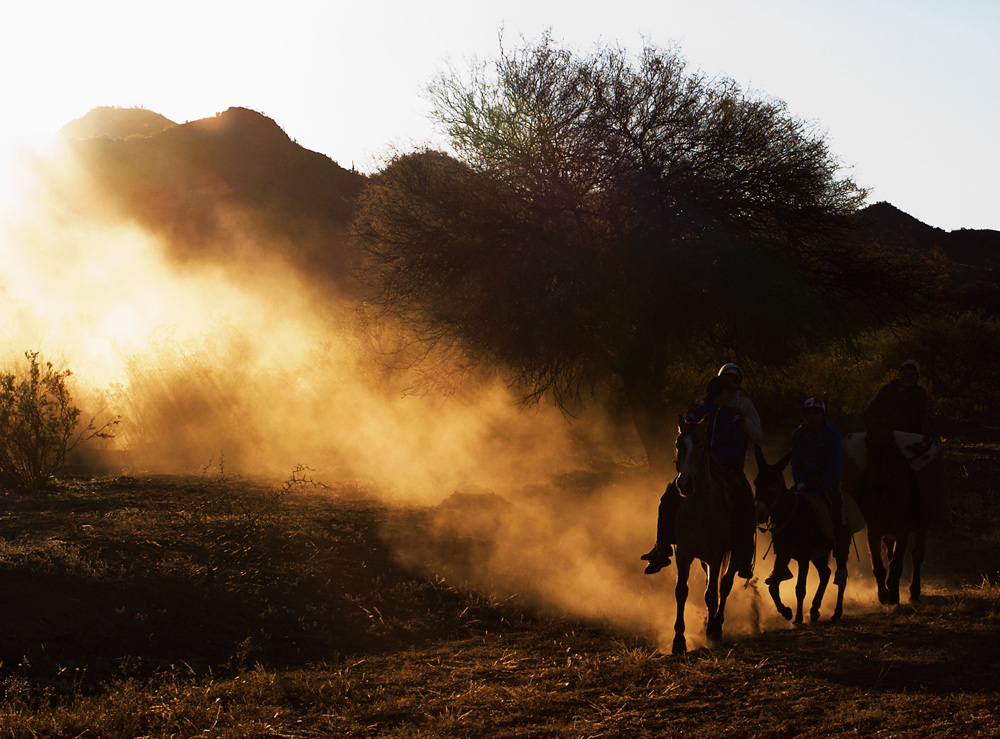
[
  {"x1": 765, "y1": 564, "x2": 793, "y2": 586},
  {"x1": 641, "y1": 544, "x2": 672, "y2": 574}
]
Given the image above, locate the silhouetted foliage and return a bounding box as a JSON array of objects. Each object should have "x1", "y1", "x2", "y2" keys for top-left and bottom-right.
[
  {"x1": 0, "y1": 352, "x2": 117, "y2": 492},
  {"x1": 355, "y1": 37, "x2": 946, "y2": 472}
]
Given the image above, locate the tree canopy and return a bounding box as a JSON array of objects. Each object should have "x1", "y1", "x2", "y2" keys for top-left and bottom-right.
[{"x1": 353, "y1": 36, "x2": 945, "y2": 472}]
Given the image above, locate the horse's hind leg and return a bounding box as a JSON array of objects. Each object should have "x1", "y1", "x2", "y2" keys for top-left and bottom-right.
[
  {"x1": 711, "y1": 561, "x2": 738, "y2": 641},
  {"x1": 886, "y1": 534, "x2": 909, "y2": 606},
  {"x1": 793, "y1": 559, "x2": 808, "y2": 624},
  {"x1": 811, "y1": 557, "x2": 831, "y2": 623},
  {"x1": 704, "y1": 563, "x2": 723, "y2": 643},
  {"x1": 673, "y1": 556, "x2": 692, "y2": 654},
  {"x1": 868, "y1": 529, "x2": 890, "y2": 604},
  {"x1": 910, "y1": 528, "x2": 927, "y2": 603},
  {"x1": 769, "y1": 554, "x2": 794, "y2": 621}
]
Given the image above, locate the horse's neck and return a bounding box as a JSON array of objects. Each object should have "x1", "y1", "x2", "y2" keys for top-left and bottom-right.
[
  {"x1": 687, "y1": 450, "x2": 726, "y2": 507},
  {"x1": 770, "y1": 483, "x2": 795, "y2": 515}
]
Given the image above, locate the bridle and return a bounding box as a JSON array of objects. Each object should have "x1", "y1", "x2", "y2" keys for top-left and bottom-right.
[{"x1": 756, "y1": 473, "x2": 800, "y2": 535}]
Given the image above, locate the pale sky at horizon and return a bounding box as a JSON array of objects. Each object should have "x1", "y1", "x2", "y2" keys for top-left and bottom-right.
[{"x1": 2, "y1": 0, "x2": 998, "y2": 232}]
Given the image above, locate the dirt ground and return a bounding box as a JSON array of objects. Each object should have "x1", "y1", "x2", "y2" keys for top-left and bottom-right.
[{"x1": 0, "y1": 420, "x2": 996, "y2": 737}]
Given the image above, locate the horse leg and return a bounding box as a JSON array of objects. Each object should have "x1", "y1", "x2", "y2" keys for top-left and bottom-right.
[
  {"x1": 910, "y1": 528, "x2": 927, "y2": 603},
  {"x1": 673, "y1": 555, "x2": 692, "y2": 655},
  {"x1": 769, "y1": 553, "x2": 794, "y2": 621},
  {"x1": 793, "y1": 558, "x2": 808, "y2": 624},
  {"x1": 811, "y1": 557, "x2": 831, "y2": 623},
  {"x1": 868, "y1": 528, "x2": 890, "y2": 604},
  {"x1": 712, "y1": 558, "x2": 738, "y2": 641},
  {"x1": 886, "y1": 533, "x2": 909, "y2": 606},
  {"x1": 704, "y1": 562, "x2": 723, "y2": 644}
]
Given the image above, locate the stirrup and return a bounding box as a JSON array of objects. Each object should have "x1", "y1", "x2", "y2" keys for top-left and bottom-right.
[
  {"x1": 765, "y1": 566, "x2": 793, "y2": 585},
  {"x1": 643, "y1": 549, "x2": 672, "y2": 574}
]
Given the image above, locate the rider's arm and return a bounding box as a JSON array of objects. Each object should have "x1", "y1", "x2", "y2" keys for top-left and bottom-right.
[
  {"x1": 863, "y1": 383, "x2": 893, "y2": 428},
  {"x1": 739, "y1": 398, "x2": 763, "y2": 445},
  {"x1": 685, "y1": 403, "x2": 710, "y2": 424}
]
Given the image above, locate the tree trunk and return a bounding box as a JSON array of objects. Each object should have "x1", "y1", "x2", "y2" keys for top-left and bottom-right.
[{"x1": 620, "y1": 366, "x2": 674, "y2": 480}]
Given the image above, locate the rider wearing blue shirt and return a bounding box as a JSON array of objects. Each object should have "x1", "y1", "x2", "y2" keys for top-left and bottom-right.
[
  {"x1": 790, "y1": 417, "x2": 843, "y2": 495},
  {"x1": 771, "y1": 397, "x2": 850, "y2": 587},
  {"x1": 643, "y1": 374, "x2": 755, "y2": 579},
  {"x1": 685, "y1": 401, "x2": 745, "y2": 469}
]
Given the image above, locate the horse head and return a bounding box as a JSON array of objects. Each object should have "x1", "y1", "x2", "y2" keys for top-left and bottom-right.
[
  {"x1": 675, "y1": 414, "x2": 709, "y2": 491},
  {"x1": 753, "y1": 445, "x2": 792, "y2": 523}
]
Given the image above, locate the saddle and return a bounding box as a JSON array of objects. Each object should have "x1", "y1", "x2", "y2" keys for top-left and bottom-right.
[
  {"x1": 797, "y1": 489, "x2": 865, "y2": 539},
  {"x1": 709, "y1": 462, "x2": 745, "y2": 507}
]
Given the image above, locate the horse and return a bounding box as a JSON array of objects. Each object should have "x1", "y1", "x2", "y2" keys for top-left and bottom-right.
[
  {"x1": 842, "y1": 431, "x2": 943, "y2": 606},
  {"x1": 752, "y1": 446, "x2": 845, "y2": 623},
  {"x1": 670, "y1": 415, "x2": 739, "y2": 654}
]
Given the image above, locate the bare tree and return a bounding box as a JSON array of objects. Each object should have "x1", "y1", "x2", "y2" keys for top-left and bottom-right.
[{"x1": 354, "y1": 36, "x2": 944, "y2": 473}]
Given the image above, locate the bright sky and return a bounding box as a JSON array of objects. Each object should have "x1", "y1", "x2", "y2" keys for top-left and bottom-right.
[{"x1": 2, "y1": 0, "x2": 998, "y2": 232}]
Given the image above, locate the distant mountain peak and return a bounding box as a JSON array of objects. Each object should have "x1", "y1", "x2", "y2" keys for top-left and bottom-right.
[
  {"x1": 60, "y1": 106, "x2": 177, "y2": 141},
  {"x1": 186, "y1": 107, "x2": 291, "y2": 143}
]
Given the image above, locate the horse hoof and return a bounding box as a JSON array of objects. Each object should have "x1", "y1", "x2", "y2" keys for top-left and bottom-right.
[
  {"x1": 877, "y1": 590, "x2": 890, "y2": 605},
  {"x1": 793, "y1": 614, "x2": 803, "y2": 625},
  {"x1": 780, "y1": 607, "x2": 793, "y2": 621},
  {"x1": 830, "y1": 611, "x2": 842, "y2": 623},
  {"x1": 810, "y1": 611, "x2": 820, "y2": 623},
  {"x1": 672, "y1": 638, "x2": 687, "y2": 655}
]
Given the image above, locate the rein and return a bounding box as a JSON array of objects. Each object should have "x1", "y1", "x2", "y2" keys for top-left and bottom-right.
[{"x1": 762, "y1": 483, "x2": 800, "y2": 535}]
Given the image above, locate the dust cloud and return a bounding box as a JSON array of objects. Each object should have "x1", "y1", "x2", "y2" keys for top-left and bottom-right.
[
  {"x1": 0, "y1": 138, "x2": 886, "y2": 650},
  {"x1": 0, "y1": 139, "x2": 629, "y2": 495}
]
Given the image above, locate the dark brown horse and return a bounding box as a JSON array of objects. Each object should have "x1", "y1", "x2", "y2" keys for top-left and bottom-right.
[
  {"x1": 671, "y1": 415, "x2": 738, "y2": 654},
  {"x1": 842, "y1": 431, "x2": 943, "y2": 605},
  {"x1": 753, "y1": 446, "x2": 845, "y2": 623}
]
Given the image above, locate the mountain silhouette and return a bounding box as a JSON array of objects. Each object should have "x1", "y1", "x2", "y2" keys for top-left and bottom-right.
[
  {"x1": 856, "y1": 201, "x2": 999, "y2": 311},
  {"x1": 59, "y1": 106, "x2": 367, "y2": 296},
  {"x1": 51, "y1": 106, "x2": 997, "y2": 308},
  {"x1": 61, "y1": 106, "x2": 178, "y2": 140}
]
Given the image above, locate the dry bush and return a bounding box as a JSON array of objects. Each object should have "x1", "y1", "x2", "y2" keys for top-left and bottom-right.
[{"x1": 0, "y1": 351, "x2": 116, "y2": 492}]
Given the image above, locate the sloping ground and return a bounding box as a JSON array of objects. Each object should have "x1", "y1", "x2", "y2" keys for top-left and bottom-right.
[{"x1": 0, "y1": 424, "x2": 997, "y2": 737}]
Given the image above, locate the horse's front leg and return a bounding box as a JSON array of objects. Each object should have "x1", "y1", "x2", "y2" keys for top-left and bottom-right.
[
  {"x1": 793, "y1": 558, "x2": 808, "y2": 624},
  {"x1": 673, "y1": 555, "x2": 693, "y2": 655},
  {"x1": 868, "y1": 528, "x2": 890, "y2": 604},
  {"x1": 886, "y1": 533, "x2": 909, "y2": 606},
  {"x1": 909, "y1": 528, "x2": 927, "y2": 603},
  {"x1": 811, "y1": 557, "x2": 831, "y2": 623}
]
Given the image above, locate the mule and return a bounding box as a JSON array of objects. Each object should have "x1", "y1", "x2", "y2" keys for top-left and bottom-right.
[
  {"x1": 753, "y1": 446, "x2": 845, "y2": 623},
  {"x1": 671, "y1": 415, "x2": 738, "y2": 654},
  {"x1": 842, "y1": 432, "x2": 942, "y2": 606}
]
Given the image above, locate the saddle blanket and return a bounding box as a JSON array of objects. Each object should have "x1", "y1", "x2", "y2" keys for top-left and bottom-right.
[
  {"x1": 800, "y1": 490, "x2": 866, "y2": 540},
  {"x1": 842, "y1": 431, "x2": 951, "y2": 531}
]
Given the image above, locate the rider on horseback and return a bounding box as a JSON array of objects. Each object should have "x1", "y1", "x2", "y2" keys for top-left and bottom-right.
[
  {"x1": 769, "y1": 397, "x2": 851, "y2": 587},
  {"x1": 642, "y1": 371, "x2": 757, "y2": 579},
  {"x1": 864, "y1": 360, "x2": 927, "y2": 436},
  {"x1": 863, "y1": 359, "x2": 928, "y2": 493}
]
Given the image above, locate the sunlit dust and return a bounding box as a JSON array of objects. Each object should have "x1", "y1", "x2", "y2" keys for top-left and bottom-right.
[{"x1": 0, "y1": 124, "x2": 897, "y2": 651}]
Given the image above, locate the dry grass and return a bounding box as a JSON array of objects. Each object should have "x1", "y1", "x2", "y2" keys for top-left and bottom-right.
[{"x1": 0, "y1": 424, "x2": 998, "y2": 737}]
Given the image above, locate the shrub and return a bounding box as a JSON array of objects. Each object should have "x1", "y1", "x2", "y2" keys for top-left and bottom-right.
[{"x1": 0, "y1": 351, "x2": 116, "y2": 492}]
